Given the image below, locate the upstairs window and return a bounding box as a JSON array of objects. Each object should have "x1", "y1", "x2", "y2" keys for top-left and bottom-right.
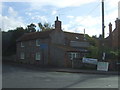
[
  {"x1": 36, "y1": 39, "x2": 40, "y2": 46},
  {"x1": 21, "y1": 42, "x2": 24, "y2": 47}
]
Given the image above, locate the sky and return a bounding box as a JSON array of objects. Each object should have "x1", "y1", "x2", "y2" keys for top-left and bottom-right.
[{"x1": 0, "y1": 0, "x2": 119, "y2": 37}]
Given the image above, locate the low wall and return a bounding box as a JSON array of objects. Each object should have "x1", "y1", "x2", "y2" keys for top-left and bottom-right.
[{"x1": 72, "y1": 59, "x2": 97, "y2": 69}]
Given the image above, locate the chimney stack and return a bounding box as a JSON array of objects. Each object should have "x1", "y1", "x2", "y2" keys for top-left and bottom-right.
[
  {"x1": 109, "y1": 22, "x2": 112, "y2": 35},
  {"x1": 55, "y1": 16, "x2": 62, "y2": 31},
  {"x1": 115, "y1": 18, "x2": 120, "y2": 29}
]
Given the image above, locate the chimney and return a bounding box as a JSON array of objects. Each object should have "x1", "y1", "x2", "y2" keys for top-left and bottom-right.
[
  {"x1": 109, "y1": 22, "x2": 112, "y2": 35},
  {"x1": 115, "y1": 18, "x2": 120, "y2": 29},
  {"x1": 55, "y1": 16, "x2": 62, "y2": 30}
]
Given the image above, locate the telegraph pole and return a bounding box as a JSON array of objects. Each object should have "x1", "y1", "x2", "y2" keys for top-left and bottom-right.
[
  {"x1": 102, "y1": 0, "x2": 105, "y2": 39},
  {"x1": 101, "y1": 0, "x2": 105, "y2": 61}
]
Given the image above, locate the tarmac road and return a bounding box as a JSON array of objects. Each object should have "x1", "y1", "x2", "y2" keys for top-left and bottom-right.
[{"x1": 2, "y1": 63, "x2": 119, "y2": 88}]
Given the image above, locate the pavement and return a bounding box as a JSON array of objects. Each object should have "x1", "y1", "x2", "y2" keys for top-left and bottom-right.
[
  {"x1": 3, "y1": 61, "x2": 119, "y2": 75},
  {"x1": 53, "y1": 68, "x2": 119, "y2": 75}
]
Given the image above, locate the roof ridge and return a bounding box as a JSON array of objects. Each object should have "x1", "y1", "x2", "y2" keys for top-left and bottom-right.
[{"x1": 64, "y1": 31, "x2": 84, "y2": 35}]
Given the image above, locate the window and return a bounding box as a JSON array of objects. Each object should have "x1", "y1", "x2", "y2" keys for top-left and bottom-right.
[
  {"x1": 21, "y1": 42, "x2": 24, "y2": 47},
  {"x1": 36, "y1": 52, "x2": 41, "y2": 60},
  {"x1": 68, "y1": 52, "x2": 78, "y2": 60},
  {"x1": 36, "y1": 39, "x2": 40, "y2": 46},
  {"x1": 75, "y1": 36, "x2": 79, "y2": 39},
  {"x1": 20, "y1": 52, "x2": 24, "y2": 59}
]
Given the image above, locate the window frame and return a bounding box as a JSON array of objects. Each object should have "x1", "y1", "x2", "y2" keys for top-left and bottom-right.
[
  {"x1": 21, "y1": 42, "x2": 24, "y2": 47},
  {"x1": 36, "y1": 39, "x2": 40, "y2": 46},
  {"x1": 35, "y1": 52, "x2": 41, "y2": 60},
  {"x1": 20, "y1": 52, "x2": 25, "y2": 59},
  {"x1": 68, "y1": 52, "x2": 78, "y2": 60}
]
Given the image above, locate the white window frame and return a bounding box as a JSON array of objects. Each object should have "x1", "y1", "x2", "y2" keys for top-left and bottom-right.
[
  {"x1": 69, "y1": 52, "x2": 77, "y2": 60},
  {"x1": 35, "y1": 52, "x2": 41, "y2": 60},
  {"x1": 20, "y1": 52, "x2": 25, "y2": 59},
  {"x1": 21, "y1": 42, "x2": 24, "y2": 47},
  {"x1": 36, "y1": 39, "x2": 40, "y2": 46}
]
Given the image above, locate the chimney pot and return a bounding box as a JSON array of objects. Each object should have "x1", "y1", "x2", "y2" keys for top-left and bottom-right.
[
  {"x1": 56, "y1": 16, "x2": 58, "y2": 21},
  {"x1": 109, "y1": 22, "x2": 112, "y2": 35}
]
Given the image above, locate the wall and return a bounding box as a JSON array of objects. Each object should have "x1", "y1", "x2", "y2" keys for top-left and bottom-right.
[
  {"x1": 16, "y1": 38, "x2": 50, "y2": 65},
  {"x1": 49, "y1": 45, "x2": 65, "y2": 67},
  {"x1": 50, "y1": 30, "x2": 65, "y2": 45}
]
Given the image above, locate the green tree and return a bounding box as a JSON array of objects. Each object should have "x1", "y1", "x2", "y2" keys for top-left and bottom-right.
[
  {"x1": 85, "y1": 34, "x2": 98, "y2": 46},
  {"x1": 27, "y1": 23, "x2": 36, "y2": 32},
  {"x1": 2, "y1": 27, "x2": 28, "y2": 56},
  {"x1": 38, "y1": 22, "x2": 53, "y2": 31},
  {"x1": 87, "y1": 46, "x2": 99, "y2": 58}
]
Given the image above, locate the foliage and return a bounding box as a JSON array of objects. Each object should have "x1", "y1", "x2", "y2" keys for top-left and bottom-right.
[
  {"x1": 107, "y1": 49, "x2": 119, "y2": 59},
  {"x1": 38, "y1": 22, "x2": 53, "y2": 31},
  {"x1": 27, "y1": 23, "x2": 36, "y2": 32},
  {"x1": 2, "y1": 27, "x2": 28, "y2": 56},
  {"x1": 86, "y1": 46, "x2": 99, "y2": 58},
  {"x1": 85, "y1": 34, "x2": 98, "y2": 46},
  {"x1": 85, "y1": 34, "x2": 119, "y2": 60}
]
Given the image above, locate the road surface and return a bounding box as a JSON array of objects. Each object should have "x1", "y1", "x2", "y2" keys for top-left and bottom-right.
[{"x1": 2, "y1": 63, "x2": 119, "y2": 88}]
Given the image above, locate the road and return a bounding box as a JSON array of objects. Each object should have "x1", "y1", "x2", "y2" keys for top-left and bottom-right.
[{"x1": 2, "y1": 63, "x2": 119, "y2": 88}]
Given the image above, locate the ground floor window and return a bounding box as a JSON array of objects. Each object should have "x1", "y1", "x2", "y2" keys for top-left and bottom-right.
[
  {"x1": 35, "y1": 52, "x2": 41, "y2": 60},
  {"x1": 20, "y1": 52, "x2": 25, "y2": 59},
  {"x1": 68, "y1": 52, "x2": 79, "y2": 60}
]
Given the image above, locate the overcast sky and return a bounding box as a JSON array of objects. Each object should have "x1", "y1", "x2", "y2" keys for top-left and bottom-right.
[{"x1": 0, "y1": 0, "x2": 119, "y2": 37}]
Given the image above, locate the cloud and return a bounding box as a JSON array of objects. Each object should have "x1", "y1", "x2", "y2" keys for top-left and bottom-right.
[
  {"x1": 52, "y1": 10, "x2": 57, "y2": 15},
  {"x1": 67, "y1": 15, "x2": 74, "y2": 19},
  {"x1": 63, "y1": 0, "x2": 119, "y2": 37},
  {"x1": 27, "y1": 0, "x2": 97, "y2": 11},
  {"x1": 32, "y1": 15, "x2": 48, "y2": 23},
  {"x1": 25, "y1": 12, "x2": 32, "y2": 16},
  {"x1": 1, "y1": 0, "x2": 119, "y2": 37},
  {"x1": 8, "y1": 7, "x2": 18, "y2": 17},
  {"x1": 106, "y1": 0, "x2": 119, "y2": 9},
  {"x1": 0, "y1": 2, "x2": 2, "y2": 14},
  {"x1": 1, "y1": 15, "x2": 26, "y2": 31},
  {"x1": 1, "y1": 7, "x2": 26, "y2": 31}
]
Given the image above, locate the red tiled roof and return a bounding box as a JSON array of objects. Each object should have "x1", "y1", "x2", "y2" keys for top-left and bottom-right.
[
  {"x1": 17, "y1": 30, "x2": 54, "y2": 42},
  {"x1": 17, "y1": 30, "x2": 85, "y2": 42},
  {"x1": 64, "y1": 31, "x2": 85, "y2": 41},
  {"x1": 52, "y1": 43, "x2": 76, "y2": 51}
]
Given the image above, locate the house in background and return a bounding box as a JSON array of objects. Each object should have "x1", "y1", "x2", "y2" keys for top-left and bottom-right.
[
  {"x1": 16, "y1": 16, "x2": 90, "y2": 68},
  {"x1": 105, "y1": 18, "x2": 120, "y2": 50}
]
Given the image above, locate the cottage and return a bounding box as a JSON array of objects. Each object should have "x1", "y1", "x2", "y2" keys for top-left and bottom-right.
[
  {"x1": 16, "y1": 16, "x2": 89, "y2": 68},
  {"x1": 105, "y1": 18, "x2": 120, "y2": 50}
]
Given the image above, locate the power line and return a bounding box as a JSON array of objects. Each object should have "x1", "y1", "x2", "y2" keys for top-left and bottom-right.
[
  {"x1": 69, "y1": 2, "x2": 100, "y2": 31},
  {"x1": 76, "y1": 2, "x2": 100, "y2": 26}
]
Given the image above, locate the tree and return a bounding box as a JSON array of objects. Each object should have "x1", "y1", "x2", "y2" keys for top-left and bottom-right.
[
  {"x1": 85, "y1": 34, "x2": 98, "y2": 46},
  {"x1": 27, "y1": 23, "x2": 36, "y2": 32},
  {"x1": 87, "y1": 46, "x2": 99, "y2": 58},
  {"x1": 2, "y1": 27, "x2": 28, "y2": 56},
  {"x1": 38, "y1": 22, "x2": 53, "y2": 31}
]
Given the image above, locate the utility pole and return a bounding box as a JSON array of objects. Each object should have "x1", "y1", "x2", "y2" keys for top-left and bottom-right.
[
  {"x1": 102, "y1": 0, "x2": 105, "y2": 39},
  {"x1": 101, "y1": 0, "x2": 105, "y2": 61}
]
